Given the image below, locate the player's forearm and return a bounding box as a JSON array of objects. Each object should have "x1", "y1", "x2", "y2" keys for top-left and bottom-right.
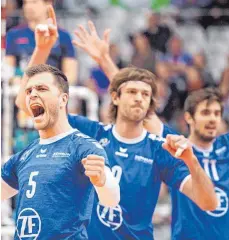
[
  {"x1": 94, "y1": 167, "x2": 120, "y2": 207},
  {"x1": 15, "y1": 47, "x2": 51, "y2": 113},
  {"x1": 187, "y1": 157, "x2": 217, "y2": 211},
  {"x1": 1, "y1": 179, "x2": 18, "y2": 201},
  {"x1": 99, "y1": 54, "x2": 119, "y2": 82}
]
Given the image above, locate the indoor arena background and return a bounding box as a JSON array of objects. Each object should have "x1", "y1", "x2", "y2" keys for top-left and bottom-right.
[{"x1": 1, "y1": 0, "x2": 229, "y2": 239}]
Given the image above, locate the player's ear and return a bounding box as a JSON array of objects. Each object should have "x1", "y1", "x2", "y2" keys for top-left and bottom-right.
[
  {"x1": 59, "y1": 93, "x2": 68, "y2": 108},
  {"x1": 111, "y1": 91, "x2": 119, "y2": 106},
  {"x1": 184, "y1": 111, "x2": 193, "y2": 125}
]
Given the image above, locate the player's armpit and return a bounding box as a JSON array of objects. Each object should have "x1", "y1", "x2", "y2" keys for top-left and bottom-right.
[
  {"x1": 94, "y1": 166, "x2": 120, "y2": 208},
  {"x1": 1, "y1": 179, "x2": 18, "y2": 201}
]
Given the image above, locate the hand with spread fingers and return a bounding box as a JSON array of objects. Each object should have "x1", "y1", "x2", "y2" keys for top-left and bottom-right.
[
  {"x1": 162, "y1": 134, "x2": 195, "y2": 165},
  {"x1": 73, "y1": 21, "x2": 111, "y2": 63},
  {"x1": 35, "y1": 5, "x2": 58, "y2": 50},
  {"x1": 82, "y1": 155, "x2": 106, "y2": 187}
]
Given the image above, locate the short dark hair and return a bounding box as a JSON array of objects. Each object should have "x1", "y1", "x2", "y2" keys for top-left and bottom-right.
[
  {"x1": 109, "y1": 67, "x2": 158, "y2": 122},
  {"x1": 184, "y1": 87, "x2": 224, "y2": 116},
  {"x1": 26, "y1": 64, "x2": 69, "y2": 94}
]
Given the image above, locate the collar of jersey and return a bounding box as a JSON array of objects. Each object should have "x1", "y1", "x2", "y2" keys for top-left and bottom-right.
[
  {"x1": 39, "y1": 129, "x2": 77, "y2": 145},
  {"x1": 192, "y1": 143, "x2": 214, "y2": 155},
  {"x1": 112, "y1": 125, "x2": 147, "y2": 144}
]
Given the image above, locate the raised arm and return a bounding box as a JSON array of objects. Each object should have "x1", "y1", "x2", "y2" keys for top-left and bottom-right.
[
  {"x1": 73, "y1": 21, "x2": 119, "y2": 81},
  {"x1": 15, "y1": 5, "x2": 58, "y2": 114},
  {"x1": 163, "y1": 134, "x2": 218, "y2": 211}
]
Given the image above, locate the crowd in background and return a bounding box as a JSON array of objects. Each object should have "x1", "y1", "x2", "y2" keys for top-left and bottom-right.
[{"x1": 2, "y1": 0, "x2": 229, "y2": 239}]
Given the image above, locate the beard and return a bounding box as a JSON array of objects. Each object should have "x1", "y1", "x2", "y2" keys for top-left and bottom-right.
[
  {"x1": 194, "y1": 128, "x2": 216, "y2": 142},
  {"x1": 36, "y1": 104, "x2": 59, "y2": 130}
]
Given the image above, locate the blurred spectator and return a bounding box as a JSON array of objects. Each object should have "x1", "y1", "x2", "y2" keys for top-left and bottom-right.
[
  {"x1": 199, "y1": 0, "x2": 229, "y2": 29},
  {"x1": 158, "y1": 35, "x2": 203, "y2": 91},
  {"x1": 6, "y1": 0, "x2": 21, "y2": 31},
  {"x1": 142, "y1": 12, "x2": 172, "y2": 53},
  {"x1": 219, "y1": 56, "x2": 229, "y2": 125},
  {"x1": 171, "y1": 0, "x2": 212, "y2": 8},
  {"x1": 160, "y1": 35, "x2": 193, "y2": 66},
  {"x1": 193, "y1": 52, "x2": 215, "y2": 87},
  {"x1": 5, "y1": 0, "x2": 78, "y2": 153},
  {"x1": 219, "y1": 57, "x2": 229, "y2": 99},
  {"x1": 155, "y1": 64, "x2": 183, "y2": 122},
  {"x1": 5, "y1": 0, "x2": 78, "y2": 86},
  {"x1": 130, "y1": 33, "x2": 157, "y2": 72}
]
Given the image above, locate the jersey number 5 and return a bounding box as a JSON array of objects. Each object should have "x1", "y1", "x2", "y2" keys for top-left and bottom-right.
[{"x1": 26, "y1": 171, "x2": 39, "y2": 198}]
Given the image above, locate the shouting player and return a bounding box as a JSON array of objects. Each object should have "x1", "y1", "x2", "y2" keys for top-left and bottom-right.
[
  {"x1": 14, "y1": 9, "x2": 217, "y2": 240},
  {"x1": 1, "y1": 6, "x2": 120, "y2": 240}
]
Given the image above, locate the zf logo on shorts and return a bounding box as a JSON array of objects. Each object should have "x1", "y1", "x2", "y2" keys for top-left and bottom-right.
[
  {"x1": 207, "y1": 187, "x2": 228, "y2": 217},
  {"x1": 97, "y1": 204, "x2": 123, "y2": 230},
  {"x1": 17, "y1": 208, "x2": 41, "y2": 239}
]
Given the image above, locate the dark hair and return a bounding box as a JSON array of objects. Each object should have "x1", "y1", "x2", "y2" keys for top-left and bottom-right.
[
  {"x1": 109, "y1": 67, "x2": 158, "y2": 122},
  {"x1": 26, "y1": 64, "x2": 69, "y2": 94},
  {"x1": 184, "y1": 87, "x2": 224, "y2": 116}
]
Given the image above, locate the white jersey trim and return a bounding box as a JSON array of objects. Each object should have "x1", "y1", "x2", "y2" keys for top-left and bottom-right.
[
  {"x1": 192, "y1": 144, "x2": 213, "y2": 154},
  {"x1": 39, "y1": 129, "x2": 77, "y2": 145},
  {"x1": 179, "y1": 174, "x2": 191, "y2": 192},
  {"x1": 158, "y1": 122, "x2": 164, "y2": 137},
  {"x1": 112, "y1": 125, "x2": 147, "y2": 144}
]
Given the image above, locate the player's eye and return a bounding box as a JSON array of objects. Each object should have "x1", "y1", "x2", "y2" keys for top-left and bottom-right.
[
  {"x1": 143, "y1": 92, "x2": 150, "y2": 97},
  {"x1": 37, "y1": 86, "x2": 47, "y2": 91},
  {"x1": 26, "y1": 89, "x2": 32, "y2": 95},
  {"x1": 202, "y1": 110, "x2": 210, "y2": 116}
]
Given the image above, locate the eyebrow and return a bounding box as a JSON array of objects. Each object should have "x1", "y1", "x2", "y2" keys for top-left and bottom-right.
[{"x1": 25, "y1": 84, "x2": 49, "y2": 91}]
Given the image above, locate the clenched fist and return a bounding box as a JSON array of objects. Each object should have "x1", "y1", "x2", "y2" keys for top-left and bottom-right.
[
  {"x1": 82, "y1": 155, "x2": 106, "y2": 187},
  {"x1": 162, "y1": 134, "x2": 195, "y2": 166}
]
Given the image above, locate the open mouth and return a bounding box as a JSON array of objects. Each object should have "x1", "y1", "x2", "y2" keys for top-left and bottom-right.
[{"x1": 30, "y1": 104, "x2": 45, "y2": 118}]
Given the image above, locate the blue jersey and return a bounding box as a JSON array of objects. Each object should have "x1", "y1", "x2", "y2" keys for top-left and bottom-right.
[
  {"x1": 171, "y1": 133, "x2": 229, "y2": 240},
  {"x1": 2, "y1": 129, "x2": 109, "y2": 240},
  {"x1": 67, "y1": 114, "x2": 190, "y2": 240},
  {"x1": 67, "y1": 114, "x2": 176, "y2": 139},
  {"x1": 6, "y1": 25, "x2": 76, "y2": 73}
]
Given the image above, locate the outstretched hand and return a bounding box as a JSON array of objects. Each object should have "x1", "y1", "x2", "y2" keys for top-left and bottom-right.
[
  {"x1": 35, "y1": 5, "x2": 58, "y2": 50},
  {"x1": 73, "y1": 21, "x2": 111, "y2": 63}
]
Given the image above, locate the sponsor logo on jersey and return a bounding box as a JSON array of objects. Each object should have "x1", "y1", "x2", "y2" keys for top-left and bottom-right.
[
  {"x1": 115, "y1": 147, "x2": 128, "y2": 158},
  {"x1": 16, "y1": 37, "x2": 29, "y2": 44},
  {"x1": 97, "y1": 203, "x2": 123, "y2": 230},
  {"x1": 135, "y1": 155, "x2": 154, "y2": 164},
  {"x1": 20, "y1": 149, "x2": 34, "y2": 161},
  {"x1": 17, "y1": 208, "x2": 41, "y2": 240},
  {"x1": 206, "y1": 187, "x2": 228, "y2": 217},
  {"x1": 215, "y1": 146, "x2": 227, "y2": 156},
  {"x1": 148, "y1": 134, "x2": 165, "y2": 142},
  {"x1": 52, "y1": 152, "x2": 70, "y2": 158},
  {"x1": 36, "y1": 149, "x2": 47, "y2": 158},
  {"x1": 99, "y1": 138, "x2": 110, "y2": 147},
  {"x1": 40, "y1": 149, "x2": 47, "y2": 154}
]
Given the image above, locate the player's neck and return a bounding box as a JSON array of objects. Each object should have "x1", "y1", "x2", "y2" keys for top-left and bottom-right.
[
  {"x1": 115, "y1": 118, "x2": 144, "y2": 139},
  {"x1": 188, "y1": 135, "x2": 214, "y2": 150},
  {"x1": 39, "y1": 116, "x2": 72, "y2": 139}
]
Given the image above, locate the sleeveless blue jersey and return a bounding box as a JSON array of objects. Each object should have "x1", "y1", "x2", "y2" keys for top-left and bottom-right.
[
  {"x1": 67, "y1": 114, "x2": 190, "y2": 240},
  {"x1": 2, "y1": 129, "x2": 109, "y2": 240},
  {"x1": 170, "y1": 133, "x2": 229, "y2": 240}
]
